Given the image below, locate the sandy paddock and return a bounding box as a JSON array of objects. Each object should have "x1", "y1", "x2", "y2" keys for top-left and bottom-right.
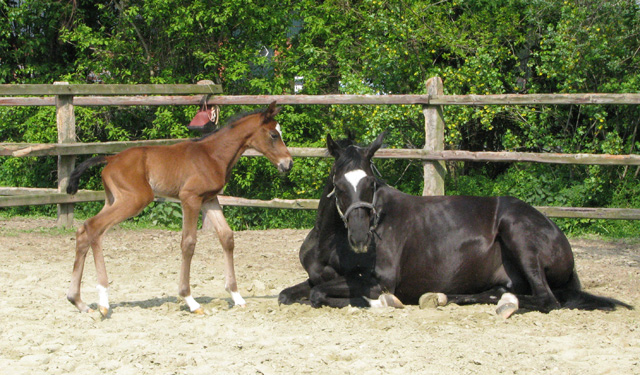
[{"x1": 1, "y1": 217, "x2": 639, "y2": 374}]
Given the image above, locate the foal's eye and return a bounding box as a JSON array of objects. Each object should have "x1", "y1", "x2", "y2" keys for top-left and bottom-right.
[{"x1": 270, "y1": 131, "x2": 280, "y2": 140}]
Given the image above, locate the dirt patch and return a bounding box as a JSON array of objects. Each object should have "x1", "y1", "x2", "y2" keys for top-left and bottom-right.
[{"x1": 1, "y1": 217, "x2": 639, "y2": 374}]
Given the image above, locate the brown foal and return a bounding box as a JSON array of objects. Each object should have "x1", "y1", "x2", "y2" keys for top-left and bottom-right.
[{"x1": 65, "y1": 101, "x2": 293, "y2": 316}]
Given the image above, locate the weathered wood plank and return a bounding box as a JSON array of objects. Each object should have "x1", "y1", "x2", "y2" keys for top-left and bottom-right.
[
  {"x1": 0, "y1": 190, "x2": 318, "y2": 210},
  {"x1": 2, "y1": 189, "x2": 639, "y2": 219},
  {"x1": 0, "y1": 84, "x2": 222, "y2": 96},
  {"x1": 536, "y1": 206, "x2": 640, "y2": 220},
  {"x1": 3, "y1": 142, "x2": 639, "y2": 166},
  {"x1": 430, "y1": 93, "x2": 640, "y2": 105},
  {"x1": 423, "y1": 77, "x2": 446, "y2": 196},
  {"x1": 3, "y1": 93, "x2": 640, "y2": 106},
  {"x1": 0, "y1": 191, "x2": 106, "y2": 206},
  {"x1": 0, "y1": 97, "x2": 55, "y2": 106},
  {"x1": 54, "y1": 85, "x2": 76, "y2": 228}
]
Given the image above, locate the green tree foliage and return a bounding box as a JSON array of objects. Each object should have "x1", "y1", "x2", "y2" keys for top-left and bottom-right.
[{"x1": 1, "y1": 0, "x2": 640, "y2": 235}]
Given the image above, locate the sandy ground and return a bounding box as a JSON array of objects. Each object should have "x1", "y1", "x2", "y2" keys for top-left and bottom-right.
[{"x1": 0, "y1": 216, "x2": 639, "y2": 375}]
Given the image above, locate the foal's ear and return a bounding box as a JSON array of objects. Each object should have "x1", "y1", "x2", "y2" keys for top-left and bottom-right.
[
  {"x1": 365, "y1": 131, "x2": 387, "y2": 159},
  {"x1": 327, "y1": 133, "x2": 342, "y2": 158},
  {"x1": 263, "y1": 101, "x2": 281, "y2": 122}
]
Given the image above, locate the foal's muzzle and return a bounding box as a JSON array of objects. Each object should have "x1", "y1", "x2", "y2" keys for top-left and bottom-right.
[{"x1": 278, "y1": 158, "x2": 294, "y2": 174}]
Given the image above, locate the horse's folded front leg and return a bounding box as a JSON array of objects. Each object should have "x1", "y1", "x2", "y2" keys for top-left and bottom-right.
[
  {"x1": 307, "y1": 276, "x2": 351, "y2": 308},
  {"x1": 279, "y1": 280, "x2": 313, "y2": 305},
  {"x1": 309, "y1": 276, "x2": 389, "y2": 308}
]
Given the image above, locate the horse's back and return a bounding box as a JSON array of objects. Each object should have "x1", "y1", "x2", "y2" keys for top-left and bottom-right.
[
  {"x1": 377, "y1": 191, "x2": 505, "y2": 299},
  {"x1": 378, "y1": 190, "x2": 574, "y2": 299}
]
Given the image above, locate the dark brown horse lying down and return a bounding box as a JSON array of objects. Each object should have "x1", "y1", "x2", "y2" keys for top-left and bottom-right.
[
  {"x1": 279, "y1": 132, "x2": 631, "y2": 318},
  {"x1": 66, "y1": 102, "x2": 293, "y2": 316}
]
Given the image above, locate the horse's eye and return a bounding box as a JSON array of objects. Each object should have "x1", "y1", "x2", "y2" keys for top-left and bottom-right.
[{"x1": 270, "y1": 132, "x2": 280, "y2": 140}]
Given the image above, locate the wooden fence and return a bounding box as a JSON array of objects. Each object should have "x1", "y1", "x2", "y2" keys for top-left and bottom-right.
[{"x1": 2, "y1": 78, "x2": 640, "y2": 228}]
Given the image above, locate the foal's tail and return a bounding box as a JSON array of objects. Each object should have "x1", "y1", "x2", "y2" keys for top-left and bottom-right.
[
  {"x1": 66, "y1": 156, "x2": 107, "y2": 194},
  {"x1": 554, "y1": 270, "x2": 633, "y2": 311}
]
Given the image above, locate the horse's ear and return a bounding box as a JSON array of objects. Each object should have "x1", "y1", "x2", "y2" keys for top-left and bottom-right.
[
  {"x1": 365, "y1": 131, "x2": 387, "y2": 159},
  {"x1": 327, "y1": 133, "x2": 342, "y2": 158},
  {"x1": 263, "y1": 101, "x2": 281, "y2": 122}
]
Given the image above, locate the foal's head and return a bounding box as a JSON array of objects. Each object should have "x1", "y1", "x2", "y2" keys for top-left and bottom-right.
[
  {"x1": 245, "y1": 101, "x2": 293, "y2": 173},
  {"x1": 327, "y1": 131, "x2": 386, "y2": 253}
]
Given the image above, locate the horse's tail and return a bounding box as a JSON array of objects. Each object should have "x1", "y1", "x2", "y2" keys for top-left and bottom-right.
[
  {"x1": 66, "y1": 156, "x2": 107, "y2": 195},
  {"x1": 554, "y1": 270, "x2": 633, "y2": 311}
]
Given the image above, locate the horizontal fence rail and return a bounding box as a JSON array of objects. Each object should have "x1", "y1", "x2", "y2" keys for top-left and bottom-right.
[
  {"x1": 2, "y1": 187, "x2": 640, "y2": 220},
  {"x1": 0, "y1": 84, "x2": 223, "y2": 96},
  {"x1": 4, "y1": 93, "x2": 640, "y2": 107},
  {"x1": 3, "y1": 140, "x2": 640, "y2": 165},
  {"x1": 1, "y1": 81, "x2": 640, "y2": 226}
]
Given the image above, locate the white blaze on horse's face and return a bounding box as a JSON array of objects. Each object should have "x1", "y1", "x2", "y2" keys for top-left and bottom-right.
[
  {"x1": 274, "y1": 122, "x2": 291, "y2": 172},
  {"x1": 344, "y1": 169, "x2": 367, "y2": 193}
]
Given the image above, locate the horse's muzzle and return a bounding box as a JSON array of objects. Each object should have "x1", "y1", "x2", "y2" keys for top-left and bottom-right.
[
  {"x1": 278, "y1": 158, "x2": 294, "y2": 174},
  {"x1": 347, "y1": 219, "x2": 373, "y2": 254},
  {"x1": 349, "y1": 240, "x2": 370, "y2": 254}
]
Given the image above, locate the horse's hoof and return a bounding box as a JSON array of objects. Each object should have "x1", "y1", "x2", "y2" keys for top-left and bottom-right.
[
  {"x1": 192, "y1": 307, "x2": 205, "y2": 315},
  {"x1": 379, "y1": 294, "x2": 404, "y2": 309},
  {"x1": 496, "y1": 293, "x2": 519, "y2": 319},
  {"x1": 496, "y1": 303, "x2": 518, "y2": 319},
  {"x1": 99, "y1": 306, "x2": 110, "y2": 318},
  {"x1": 419, "y1": 293, "x2": 447, "y2": 309}
]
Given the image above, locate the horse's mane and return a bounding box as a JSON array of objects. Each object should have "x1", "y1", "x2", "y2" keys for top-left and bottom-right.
[{"x1": 191, "y1": 108, "x2": 266, "y2": 142}]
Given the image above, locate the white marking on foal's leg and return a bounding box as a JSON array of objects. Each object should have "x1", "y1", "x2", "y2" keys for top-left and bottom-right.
[
  {"x1": 344, "y1": 169, "x2": 367, "y2": 193},
  {"x1": 96, "y1": 284, "x2": 110, "y2": 316},
  {"x1": 230, "y1": 291, "x2": 246, "y2": 307},
  {"x1": 184, "y1": 295, "x2": 202, "y2": 313}
]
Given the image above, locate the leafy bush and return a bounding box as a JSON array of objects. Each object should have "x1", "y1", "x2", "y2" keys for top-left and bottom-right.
[{"x1": 2, "y1": 0, "x2": 640, "y2": 236}]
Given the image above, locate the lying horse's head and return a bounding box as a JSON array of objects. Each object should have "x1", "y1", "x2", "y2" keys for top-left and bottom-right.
[{"x1": 326, "y1": 131, "x2": 386, "y2": 253}]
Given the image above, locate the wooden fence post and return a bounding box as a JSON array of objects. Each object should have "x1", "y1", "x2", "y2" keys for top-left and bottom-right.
[
  {"x1": 54, "y1": 82, "x2": 76, "y2": 228},
  {"x1": 422, "y1": 77, "x2": 446, "y2": 196},
  {"x1": 197, "y1": 79, "x2": 216, "y2": 231}
]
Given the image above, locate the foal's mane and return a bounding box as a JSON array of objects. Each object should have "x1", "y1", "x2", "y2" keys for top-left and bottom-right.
[{"x1": 191, "y1": 108, "x2": 266, "y2": 142}]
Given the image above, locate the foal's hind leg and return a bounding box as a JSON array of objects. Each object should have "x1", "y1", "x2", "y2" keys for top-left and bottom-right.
[
  {"x1": 67, "y1": 188, "x2": 153, "y2": 315},
  {"x1": 202, "y1": 199, "x2": 246, "y2": 307},
  {"x1": 67, "y1": 223, "x2": 96, "y2": 313}
]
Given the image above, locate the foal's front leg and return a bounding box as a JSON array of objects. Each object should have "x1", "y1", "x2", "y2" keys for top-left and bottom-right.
[
  {"x1": 202, "y1": 199, "x2": 246, "y2": 307},
  {"x1": 179, "y1": 195, "x2": 205, "y2": 314}
]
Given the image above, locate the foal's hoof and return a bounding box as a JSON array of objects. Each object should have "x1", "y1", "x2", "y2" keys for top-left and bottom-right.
[
  {"x1": 496, "y1": 293, "x2": 519, "y2": 319},
  {"x1": 419, "y1": 293, "x2": 448, "y2": 309},
  {"x1": 192, "y1": 307, "x2": 205, "y2": 315},
  {"x1": 99, "y1": 306, "x2": 110, "y2": 318}
]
